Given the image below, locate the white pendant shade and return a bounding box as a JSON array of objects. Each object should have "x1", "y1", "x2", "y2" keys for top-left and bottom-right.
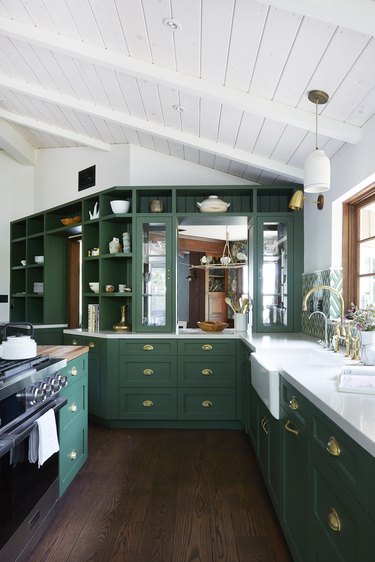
[{"x1": 304, "y1": 148, "x2": 330, "y2": 193}]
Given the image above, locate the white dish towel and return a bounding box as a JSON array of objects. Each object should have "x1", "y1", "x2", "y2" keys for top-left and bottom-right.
[{"x1": 28, "y1": 409, "x2": 60, "y2": 468}]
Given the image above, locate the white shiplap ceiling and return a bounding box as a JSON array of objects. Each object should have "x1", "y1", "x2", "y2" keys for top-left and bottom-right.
[{"x1": 0, "y1": 0, "x2": 374, "y2": 185}]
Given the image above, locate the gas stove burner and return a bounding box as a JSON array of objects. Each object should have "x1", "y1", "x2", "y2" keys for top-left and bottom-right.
[{"x1": 0, "y1": 355, "x2": 52, "y2": 379}]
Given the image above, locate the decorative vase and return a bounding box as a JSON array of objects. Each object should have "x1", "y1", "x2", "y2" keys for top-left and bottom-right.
[
  {"x1": 359, "y1": 331, "x2": 375, "y2": 365},
  {"x1": 109, "y1": 237, "x2": 121, "y2": 254},
  {"x1": 234, "y1": 312, "x2": 248, "y2": 332},
  {"x1": 122, "y1": 232, "x2": 131, "y2": 253},
  {"x1": 113, "y1": 305, "x2": 131, "y2": 332}
]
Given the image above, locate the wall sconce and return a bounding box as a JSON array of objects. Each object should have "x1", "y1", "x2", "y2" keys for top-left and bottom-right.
[
  {"x1": 304, "y1": 90, "x2": 330, "y2": 193},
  {"x1": 288, "y1": 190, "x2": 324, "y2": 211}
]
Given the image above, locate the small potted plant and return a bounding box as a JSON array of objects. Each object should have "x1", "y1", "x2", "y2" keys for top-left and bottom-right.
[{"x1": 348, "y1": 304, "x2": 375, "y2": 364}]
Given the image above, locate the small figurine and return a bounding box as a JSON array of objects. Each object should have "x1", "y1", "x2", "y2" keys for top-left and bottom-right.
[{"x1": 89, "y1": 202, "x2": 99, "y2": 220}]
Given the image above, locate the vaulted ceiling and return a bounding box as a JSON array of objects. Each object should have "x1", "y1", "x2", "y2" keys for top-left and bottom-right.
[{"x1": 0, "y1": 0, "x2": 374, "y2": 185}]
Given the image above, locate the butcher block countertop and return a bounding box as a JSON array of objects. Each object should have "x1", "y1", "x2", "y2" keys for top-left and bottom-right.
[{"x1": 38, "y1": 345, "x2": 89, "y2": 362}]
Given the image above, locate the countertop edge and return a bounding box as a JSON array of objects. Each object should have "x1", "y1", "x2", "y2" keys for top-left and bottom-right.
[{"x1": 38, "y1": 345, "x2": 89, "y2": 362}]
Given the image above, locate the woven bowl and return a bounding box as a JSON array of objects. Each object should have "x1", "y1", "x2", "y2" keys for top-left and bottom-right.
[
  {"x1": 197, "y1": 321, "x2": 228, "y2": 332},
  {"x1": 61, "y1": 215, "x2": 81, "y2": 226}
]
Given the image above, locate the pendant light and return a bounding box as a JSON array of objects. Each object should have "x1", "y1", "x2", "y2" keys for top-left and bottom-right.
[{"x1": 304, "y1": 90, "x2": 330, "y2": 193}]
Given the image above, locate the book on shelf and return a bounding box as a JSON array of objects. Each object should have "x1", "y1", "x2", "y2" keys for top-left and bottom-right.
[{"x1": 88, "y1": 303, "x2": 99, "y2": 332}]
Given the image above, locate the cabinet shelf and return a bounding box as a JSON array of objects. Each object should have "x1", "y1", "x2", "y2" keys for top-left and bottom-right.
[{"x1": 101, "y1": 252, "x2": 133, "y2": 258}]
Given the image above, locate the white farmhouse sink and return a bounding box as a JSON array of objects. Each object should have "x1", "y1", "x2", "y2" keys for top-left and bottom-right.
[{"x1": 250, "y1": 348, "x2": 346, "y2": 419}]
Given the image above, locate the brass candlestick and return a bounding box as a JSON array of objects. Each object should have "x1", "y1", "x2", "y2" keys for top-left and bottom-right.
[
  {"x1": 351, "y1": 335, "x2": 359, "y2": 361},
  {"x1": 345, "y1": 322, "x2": 352, "y2": 357}
]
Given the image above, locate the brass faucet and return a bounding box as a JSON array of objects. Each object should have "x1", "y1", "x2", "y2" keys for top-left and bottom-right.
[{"x1": 302, "y1": 285, "x2": 346, "y2": 337}]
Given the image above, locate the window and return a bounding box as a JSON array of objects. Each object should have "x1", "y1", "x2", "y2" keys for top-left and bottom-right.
[{"x1": 343, "y1": 185, "x2": 375, "y2": 308}]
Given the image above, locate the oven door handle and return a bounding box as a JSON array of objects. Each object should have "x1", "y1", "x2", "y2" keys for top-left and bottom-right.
[{"x1": 0, "y1": 397, "x2": 67, "y2": 458}]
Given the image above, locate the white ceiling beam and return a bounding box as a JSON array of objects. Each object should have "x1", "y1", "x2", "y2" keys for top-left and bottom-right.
[
  {"x1": 0, "y1": 16, "x2": 360, "y2": 145},
  {"x1": 257, "y1": 0, "x2": 375, "y2": 38},
  {"x1": 0, "y1": 118, "x2": 35, "y2": 165},
  {"x1": 0, "y1": 75, "x2": 303, "y2": 180},
  {"x1": 0, "y1": 107, "x2": 111, "y2": 151}
]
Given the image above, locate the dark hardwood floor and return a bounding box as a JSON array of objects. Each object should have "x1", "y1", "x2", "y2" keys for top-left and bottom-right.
[{"x1": 28, "y1": 424, "x2": 292, "y2": 562}]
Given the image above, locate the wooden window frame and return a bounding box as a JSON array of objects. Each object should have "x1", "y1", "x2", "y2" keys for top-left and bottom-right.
[{"x1": 343, "y1": 182, "x2": 375, "y2": 307}]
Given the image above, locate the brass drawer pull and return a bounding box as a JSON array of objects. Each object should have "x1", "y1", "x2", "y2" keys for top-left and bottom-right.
[
  {"x1": 327, "y1": 508, "x2": 341, "y2": 532},
  {"x1": 289, "y1": 396, "x2": 299, "y2": 410},
  {"x1": 143, "y1": 344, "x2": 154, "y2": 351},
  {"x1": 261, "y1": 416, "x2": 269, "y2": 434},
  {"x1": 202, "y1": 344, "x2": 213, "y2": 351},
  {"x1": 89, "y1": 341, "x2": 95, "y2": 349},
  {"x1": 72, "y1": 339, "x2": 77, "y2": 345},
  {"x1": 201, "y1": 368, "x2": 213, "y2": 376},
  {"x1": 202, "y1": 400, "x2": 213, "y2": 408},
  {"x1": 70, "y1": 450, "x2": 77, "y2": 461},
  {"x1": 284, "y1": 420, "x2": 299, "y2": 436},
  {"x1": 143, "y1": 369, "x2": 154, "y2": 376},
  {"x1": 142, "y1": 400, "x2": 154, "y2": 407},
  {"x1": 327, "y1": 436, "x2": 341, "y2": 457},
  {"x1": 70, "y1": 402, "x2": 78, "y2": 413},
  {"x1": 70, "y1": 366, "x2": 78, "y2": 376}
]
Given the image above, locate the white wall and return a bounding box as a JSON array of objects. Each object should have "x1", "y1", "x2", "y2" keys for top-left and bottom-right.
[
  {"x1": 33, "y1": 145, "x2": 131, "y2": 212},
  {"x1": 0, "y1": 152, "x2": 34, "y2": 321},
  {"x1": 303, "y1": 113, "x2": 375, "y2": 273}
]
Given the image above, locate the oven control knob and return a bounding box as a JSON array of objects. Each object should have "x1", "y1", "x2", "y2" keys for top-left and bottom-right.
[
  {"x1": 24, "y1": 385, "x2": 46, "y2": 404},
  {"x1": 56, "y1": 375, "x2": 68, "y2": 388},
  {"x1": 44, "y1": 377, "x2": 61, "y2": 394},
  {"x1": 36, "y1": 382, "x2": 53, "y2": 397}
]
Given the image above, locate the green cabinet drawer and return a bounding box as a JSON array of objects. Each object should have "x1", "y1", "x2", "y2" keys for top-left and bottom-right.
[
  {"x1": 311, "y1": 408, "x2": 366, "y2": 504},
  {"x1": 310, "y1": 450, "x2": 375, "y2": 562},
  {"x1": 60, "y1": 377, "x2": 87, "y2": 431},
  {"x1": 59, "y1": 354, "x2": 87, "y2": 385},
  {"x1": 63, "y1": 334, "x2": 86, "y2": 346},
  {"x1": 178, "y1": 389, "x2": 236, "y2": 420},
  {"x1": 118, "y1": 388, "x2": 177, "y2": 419},
  {"x1": 119, "y1": 340, "x2": 178, "y2": 356},
  {"x1": 178, "y1": 339, "x2": 236, "y2": 356},
  {"x1": 281, "y1": 379, "x2": 311, "y2": 433},
  {"x1": 178, "y1": 357, "x2": 236, "y2": 387},
  {"x1": 59, "y1": 412, "x2": 87, "y2": 496},
  {"x1": 119, "y1": 356, "x2": 177, "y2": 387}
]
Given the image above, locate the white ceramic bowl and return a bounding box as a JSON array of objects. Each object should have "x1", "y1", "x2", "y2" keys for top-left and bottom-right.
[
  {"x1": 89, "y1": 282, "x2": 100, "y2": 293},
  {"x1": 34, "y1": 256, "x2": 44, "y2": 264},
  {"x1": 110, "y1": 200, "x2": 130, "y2": 214}
]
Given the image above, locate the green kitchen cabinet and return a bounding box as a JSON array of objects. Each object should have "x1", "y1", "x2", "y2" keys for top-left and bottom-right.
[
  {"x1": 280, "y1": 405, "x2": 310, "y2": 562},
  {"x1": 253, "y1": 214, "x2": 303, "y2": 333},
  {"x1": 135, "y1": 216, "x2": 176, "y2": 333},
  {"x1": 63, "y1": 334, "x2": 119, "y2": 421},
  {"x1": 118, "y1": 339, "x2": 177, "y2": 421},
  {"x1": 256, "y1": 397, "x2": 282, "y2": 514},
  {"x1": 58, "y1": 352, "x2": 88, "y2": 496}
]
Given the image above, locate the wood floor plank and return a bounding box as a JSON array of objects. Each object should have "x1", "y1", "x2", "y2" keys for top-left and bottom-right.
[{"x1": 27, "y1": 424, "x2": 292, "y2": 562}]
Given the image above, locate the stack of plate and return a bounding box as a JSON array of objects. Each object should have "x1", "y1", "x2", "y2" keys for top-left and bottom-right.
[{"x1": 33, "y1": 282, "x2": 44, "y2": 294}]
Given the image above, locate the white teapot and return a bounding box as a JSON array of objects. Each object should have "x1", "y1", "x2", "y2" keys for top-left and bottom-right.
[
  {"x1": 197, "y1": 195, "x2": 230, "y2": 213},
  {"x1": 0, "y1": 323, "x2": 37, "y2": 359}
]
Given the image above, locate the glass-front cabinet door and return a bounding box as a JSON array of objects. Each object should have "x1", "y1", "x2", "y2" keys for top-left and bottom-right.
[
  {"x1": 255, "y1": 217, "x2": 295, "y2": 332},
  {"x1": 135, "y1": 217, "x2": 175, "y2": 332}
]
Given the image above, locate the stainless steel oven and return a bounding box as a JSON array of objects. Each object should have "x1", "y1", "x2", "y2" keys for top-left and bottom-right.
[{"x1": 0, "y1": 355, "x2": 68, "y2": 562}]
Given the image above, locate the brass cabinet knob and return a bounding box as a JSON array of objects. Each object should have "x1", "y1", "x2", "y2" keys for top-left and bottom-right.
[
  {"x1": 72, "y1": 339, "x2": 77, "y2": 345},
  {"x1": 327, "y1": 508, "x2": 341, "y2": 532},
  {"x1": 284, "y1": 420, "x2": 299, "y2": 436},
  {"x1": 202, "y1": 400, "x2": 213, "y2": 408},
  {"x1": 261, "y1": 416, "x2": 269, "y2": 434},
  {"x1": 142, "y1": 400, "x2": 154, "y2": 407},
  {"x1": 201, "y1": 368, "x2": 213, "y2": 376},
  {"x1": 70, "y1": 402, "x2": 78, "y2": 413},
  {"x1": 143, "y1": 344, "x2": 154, "y2": 351},
  {"x1": 70, "y1": 366, "x2": 78, "y2": 376},
  {"x1": 89, "y1": 341, "x2": 95, "y2": 348},
  {"x1": 70, "y1": 450, "x2": 77, "y2": 461},
  {"x1": 143, "y1": 369, "x2": 154, "y2": 376},
  {"x1": 202, "y1": 344, "x2": 213, "y2": 351},
  {"x1": 327, "y1": 436, "x2": 341, "y2": 457},
  {"x1": 289, "y1": 396, "x2": 299, "y2": 410}
]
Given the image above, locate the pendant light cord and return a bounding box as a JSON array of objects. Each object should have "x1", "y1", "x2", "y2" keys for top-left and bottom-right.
[{"x1": 315, "y1": 98, "x2": 318, "y2": 149}]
